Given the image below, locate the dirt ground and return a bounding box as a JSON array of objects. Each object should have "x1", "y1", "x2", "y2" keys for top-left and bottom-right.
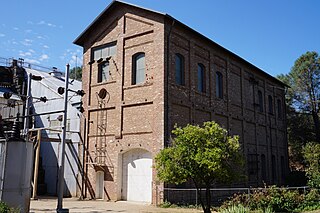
[{"x1": 29, "y1": 197, "x2": 203, "y2": 213}]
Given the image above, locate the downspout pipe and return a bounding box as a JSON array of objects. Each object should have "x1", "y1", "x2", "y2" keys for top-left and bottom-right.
[{"x1": 165, "y1": 19, "x2": 175, "y2": 147}]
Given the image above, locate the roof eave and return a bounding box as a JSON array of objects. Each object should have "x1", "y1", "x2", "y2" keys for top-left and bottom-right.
[
  {"x1": 74, "y1": 1, "x2": 288, "y2": 88},
  {"x1": 74, "y1": 0, "x2": 166, "y2": 46}
]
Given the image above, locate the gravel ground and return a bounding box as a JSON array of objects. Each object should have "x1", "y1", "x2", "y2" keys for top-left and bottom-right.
[{"x1": 29, "y1": 198, "x2": 203, "y2": 213}]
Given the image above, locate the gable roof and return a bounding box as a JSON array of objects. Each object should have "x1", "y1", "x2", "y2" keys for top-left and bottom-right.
[
  {"x1": 74, "y1": 0, "x2": 165, "y2": 46},
  {"x1": 74, "y1": 0, "x2": 287, "y2": 88}
]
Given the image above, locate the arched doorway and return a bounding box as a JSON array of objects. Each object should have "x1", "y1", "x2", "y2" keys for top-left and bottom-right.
[{"x1": 122, "y1": 148, "x2": 152, "y2": 203}]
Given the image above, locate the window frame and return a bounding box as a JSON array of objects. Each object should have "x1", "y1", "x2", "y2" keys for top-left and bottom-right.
[
  {"x1": 197, "y1": 63, "x2": 205, "y2": 93},
  {"x1": 261, "y1": 154, "x2": 267, "y2": 182},
  {"x1": 216, "y1": 71, "x2": 223, "y2": 99},
  {"x1": 132, "y1": 52, "x2": 146, "y2": 85},
  {"x1": 277, "y1": 99, "x2": 282, "y2": 119},
  {"x1": 268, "y1": 95, "x2": 274, "y2": 114},
  {"x1": 271, "y1": 155, "x2": 277, "y2": 183},
  {"x1": 175, "y1": 53, "x2": 185, "y2": 86},
  {"x1": 97, "y1": 60, "x2": 110, "y2": 83},
  {"x1": 91, "y1": 42, "x2": 117, "y2": 61},
  {"x1": 258, "y1": 90, "x2": 264, "y2": 112}
]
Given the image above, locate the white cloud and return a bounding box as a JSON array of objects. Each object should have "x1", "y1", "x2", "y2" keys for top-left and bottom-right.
[
  {"x1": 25, "y1": 58, "x2": 40, "y2": 64},
  {"x1": 37, "y1": 35, "x2": 44, "y2": 39},
  {"x1": 25, "y1": 29, "x2": 32, "y2": 33},
  {"x1": 47, "y1": 23, "x2": 56, "y2": 27},
  {"x1": 27, "y1": 21, "x2": 34, "y2": 25},
  {"x1": 13, "y1": 27, "x2": 19, "y2": 30},
  {"x1": 19, "y1": 50, "x2": 33, "y2": 57},
  {"x1": 0, "y1": 33, "x2": 5, "y2": 37},
  {"x1": 60, "y1": 47, "x2": 83, "y2": 67},
  {"x1": 37, "y1": 20, "x2": 45, "y2": 25},
  {"x1": 43, "y1": 45, "x2": 49, "y2": 49},
  {"x1": 39, "y1": 54, "x2": 49, "y2": 61},
  {"x1": 29, "y1": 49, "x2": 35, "y2": 53},
  {"x1": 21, "y1": 39, "x2": 33, "y2": 46},
  {"x1": 37, "y1": 20, "x2": 57, "y2": 28},
  {"x1": 69, "y1": 55, "x2": 83, "y2": 67}
]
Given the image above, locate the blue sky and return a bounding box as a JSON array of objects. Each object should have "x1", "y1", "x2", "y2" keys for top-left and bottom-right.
[{"x1": 0, "y1": 0, "x2": 319, "y2": 76}]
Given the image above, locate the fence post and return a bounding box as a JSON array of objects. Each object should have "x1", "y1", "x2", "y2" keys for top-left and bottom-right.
[
  {"x1": 196, "y1": 189, "x2": 197, "y2": 207},
  {"x1": 248, "y1": 188, "x2": 251, "y2": 203},
  {"x1": 156, "y1": 185, "x2": 158, "y2": 206}
]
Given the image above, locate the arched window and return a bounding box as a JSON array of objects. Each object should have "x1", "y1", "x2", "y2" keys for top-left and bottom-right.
[
  {"x1": 258, "y1": 90, "x2": 263, "y2": 112},
  {"x1": 132, "y1": 53, "x2": 145, "y2": 85},
  {"x1": 175, "y1": 54, "x2": 184, "y2": 85},
  {"x1": 261, "y1": 154, "x2": 267, "y2": 182},
  {"x1": 268, "y1": 95, "x2": 273, "y2": 114},
  {"x1": 272, "y1": 155, "x2": 277, "y2": 184},
  {"x1": 197, "y1": 63, "x2": 205, "y2": 93},
  {"x1": 98, "y1": 61, "x2": 109, "y2": 83},
  {"x1": 281, "y1": 156, "x2": 285, "y2": 182},
  {"x1": 216, "y1": 71, "x2": 223, "y2": 98},
  {"x1": 277, "y1": 99, "x2": 282, "y2": 119}
]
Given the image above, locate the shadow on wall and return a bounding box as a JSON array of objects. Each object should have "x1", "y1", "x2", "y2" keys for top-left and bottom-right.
[{"x1": 33, "y1": 116, "x2": 71, "y2": 197}]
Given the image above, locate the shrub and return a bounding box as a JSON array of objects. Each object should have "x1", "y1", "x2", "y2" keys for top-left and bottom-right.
[
  {"x1": 222, "y1": 186, "x2": 302, "y2": 212},
  {"x1": 295, "y1": 189, "x2": 320, "y2": 212},
  {"x1": 159, "y1": 200, "x2": 172, "y2": 208},
  {"x1": 303, "y1": 142, "x2": 320, "y2": 188},
  {"x1": 0, "y1": 201, "x2": 10, "y2": 213},
  {"x1": 219, "y1": 204, "x2": 250, "y2": 213}
]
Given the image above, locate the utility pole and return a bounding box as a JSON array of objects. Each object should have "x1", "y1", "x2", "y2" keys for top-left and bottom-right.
[
  {"x1": 56, "y1": 64, "x2": 70, "y2": 213},
  {"x1": 24, "y1": 73, "x2": 32, "y2": 137}
]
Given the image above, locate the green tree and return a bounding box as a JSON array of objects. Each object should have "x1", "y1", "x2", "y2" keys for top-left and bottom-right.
[
  {"x1": 277, "y1": 51, "x2": 320, "y2": 170},
  {"x1": 69, "y1": 66, "x2": 82, "y2": 81},
  {"x1": 278, "y1": 74, "x2": 315, "y2": 167},
  {"x1": 303, "y1": 142, "x2": 320, "y2": 188},
  {"x1": 155, "y1": 121, "x2": 245, "y2": 213},
  {"x1": 285, "y1": 51, "x2": 320, "y2": 142}
]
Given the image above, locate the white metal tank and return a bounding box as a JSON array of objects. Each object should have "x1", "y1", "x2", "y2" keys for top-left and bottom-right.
[{"x1": 0, "y1": 138, "x2": 33, "y2": 213}]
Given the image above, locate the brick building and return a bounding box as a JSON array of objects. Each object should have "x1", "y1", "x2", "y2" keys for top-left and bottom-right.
[{"x1": 74, "y1": 0, "x2": 288, "y2": 204}]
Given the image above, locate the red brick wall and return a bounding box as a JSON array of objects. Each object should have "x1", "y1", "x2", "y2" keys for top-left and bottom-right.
[
  {"x1": 79, "y1": 3, "x2": 288, "y2": 204},
  {"x1": 165, "y1": 22, "x2": 288, "y2": 186},
  {"x1": 80, "y1": 5, "x2": 166, "y2": 203}
]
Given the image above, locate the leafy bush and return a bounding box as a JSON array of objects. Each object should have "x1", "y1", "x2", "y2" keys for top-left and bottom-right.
[
  {"x1": 222, "y1": 186, "x2": 308, "y2": 212},
  {"x1": 0, "y1": 202, "x2": 20, "y2": 213},
  {"x1": 0, "y1": 201, "x2": 10, "y2": 213},
  {"x1": 295, "y1": 189, "x2": 320, "y2": 212},
  {"x1": 159, "y1": 200, "x2": 173, "y2": 208},
  {"x1": 303, "y1": 142, "x2": 320, "y2": 188},
  {"x1": 219, "y1": 204, "x2": 250, "y2": 213}
]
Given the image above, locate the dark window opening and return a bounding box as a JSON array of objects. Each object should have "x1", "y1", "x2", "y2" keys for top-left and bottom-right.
[
  {"x1": 175, "y1": 54, "x2": 185, "y2": 85},
  {"x1": 98, "y1": 61, "x2": 109, "y2": 83},
  {"x1": 216, "y1": 71, "x2": 223, "y2": 98},
  {"x1": 248, "y1": 154, "x2": 259, "y2": 175},
  {"x1": 277, "y1": 99, "x2": 282, "y2": 119},
  {"x1": 132, "y1": 52, "x2": 145, "y2": 85},
  {"x1": 197, "y1": 63, "x2": 205, "y2": 93},
  {"x1": 258, "y1": 90, "x2": 263, "y2": 112},
  {"x1": 272, "y1": 155, "x2": 277, "y2": 183},
  {"x1": 261, "y1": 154, "x2": 267, "y2": 182},
  {"x1": 268, "y1": 95, "x2": 273, "y2": 114}
]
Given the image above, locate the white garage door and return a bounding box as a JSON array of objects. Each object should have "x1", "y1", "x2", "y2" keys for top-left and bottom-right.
[{"x1": 122, "y1": 149, "x2": 152, "y2": 203}]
